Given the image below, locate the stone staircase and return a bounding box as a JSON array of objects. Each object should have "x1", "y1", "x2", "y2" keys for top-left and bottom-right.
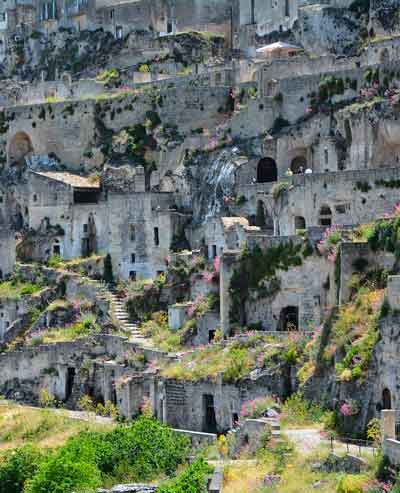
[
  {"x1": 107, "y1": 288, "x2": 145, "y2": 342},
  {"x1": 57, "y1": 275, "x2": 146, "y2": 344}
]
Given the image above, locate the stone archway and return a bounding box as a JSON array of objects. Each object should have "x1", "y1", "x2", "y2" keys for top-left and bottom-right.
[
  {"x1": 295, "y1": 216, "x2": 306, "y2": 231},
  {"x1": 257, "y1": 157, "x2": 278, "y2": 183},
  {"x1": 278, "y1": 306, "x2": 299, "y2": 331},
  {"x1": 8, "y1": 132, "x2": 33, "y2": 166}
]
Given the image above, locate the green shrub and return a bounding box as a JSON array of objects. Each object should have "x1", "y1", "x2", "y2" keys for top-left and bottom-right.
[
  {"x1": 375, "y1": 453, "x2": 392, "y2": 482},
  {"x1": 103, "y1": 253, "x2": 114, "y2": 284},
  {"x1": 23, "y1": 416, "x2": 189, "y2": 493},
  {"x1": 24, "y1": 451, "x2": 101, "y2": 493},
  {"x1": 157, "y1": 458, "x2": 212, "y2": 493},
  {"x1": 24, "y1": 417, "x2": 189, "y2": 493},
  {"x1": 281, "y1": 393, "x2": 326, "y2": 427},
  {"x1": 336, "y1": 474, "x2": 368, "y2": 493},
  {"x1": 0, "y1": 445, "x2": 44, "y2": 493},
  {"x1": 380, "y1": 297, "x2": 391, "y2": 319},
  {"x1": 47, "y1": 255, "x2": 63, "y2": 268}
]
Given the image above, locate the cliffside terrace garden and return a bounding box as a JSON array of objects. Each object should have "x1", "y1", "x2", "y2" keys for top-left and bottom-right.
[{"x1": 160, "y1": 333, "x2": 310, "y2": 382}]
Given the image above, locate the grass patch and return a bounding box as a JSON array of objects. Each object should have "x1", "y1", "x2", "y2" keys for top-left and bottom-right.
[
  {"x1": 0, "y1": 280, "x2": 42, "y2": 300},
  {"x1": 280, "y1": 393, "x2": 330, "y2": 429},
  {"x1": 161, "y1": 334, "x2": 308, "y2": 383},
  {"x1": 29, "y1": 314, "x2": 101, "y2": 345},
  {"x1": 0, "y1": 401, "x2": 114, "y2": 451}
]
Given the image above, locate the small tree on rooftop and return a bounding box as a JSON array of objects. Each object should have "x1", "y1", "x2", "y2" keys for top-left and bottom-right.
[{"x1": 103, "y1": 254, "x2": 114, "y2": 285}]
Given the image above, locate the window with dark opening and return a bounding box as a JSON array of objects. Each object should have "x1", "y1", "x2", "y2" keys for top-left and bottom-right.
[
  {"x1": 203, "y1": 394, "x2": 217, "y2": 433},
  {"x1": 154, "y1": 227, "x2": 159, "y2": 246},
  {"x1": 319, "y1": 205, "x2": 332, "y2": 227},
  {"x1": 382, "y1": 388, "x2": 392, "y2": 410},
  {"x1": 65, "y1": 367, "x2": 75, "y2": 401},
  {"x1": 129, "y1": 224, "x2": 136, "y2": 242},
  {"x1": 278, "y1": 306, "x2": 299, "y2": 331},
  {"x1": 294, "y1": 216, "x2": 306, "y2": 231},
  {"x1": 257, "y1": 158, "x2": 278, "y2": 183},
  {"x1": 73, "y1": 189, "x2": 99, "y2": 204}
]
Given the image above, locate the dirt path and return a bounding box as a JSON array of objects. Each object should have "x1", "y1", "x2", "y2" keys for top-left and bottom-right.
[{"x1": 285, "y1": 427, "x2": 375, "y2": 457}]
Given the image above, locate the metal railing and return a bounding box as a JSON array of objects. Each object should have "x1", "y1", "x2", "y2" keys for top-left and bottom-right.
[{"x1": 330, "y1": 436, "x2": 378, "y2": 456}]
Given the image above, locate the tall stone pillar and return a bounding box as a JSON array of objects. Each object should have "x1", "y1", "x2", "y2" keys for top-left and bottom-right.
[
  {"x1": 382, "y1": 410, "x2": 396, "y2": 441},
  {"x1": 220, "y1": 250, "x2": 239, "y2": 338}
]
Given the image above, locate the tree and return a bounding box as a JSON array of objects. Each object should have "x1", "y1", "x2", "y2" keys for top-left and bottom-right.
[
  {"x1": 103, "y1": 254, "x2": 114, "y2": 284},
  {"x1": 255, "y1": 201, "x2": 266, "y2": 228}
]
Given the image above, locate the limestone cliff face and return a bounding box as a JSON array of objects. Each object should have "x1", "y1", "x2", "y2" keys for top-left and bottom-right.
[
  {"x1": 189, "y1": 148, "x2": 243, "y2": 225},
  {"x1": 302, "y1": 315, "x2": 400, "y2": 436},
  {"x1": 296, "y1": 5, "x2": 363, "y2": 56}
]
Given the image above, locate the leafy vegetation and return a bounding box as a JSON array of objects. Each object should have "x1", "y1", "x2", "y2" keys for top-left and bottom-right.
[
  {"x1": 0, "y1": 416, "x2": 189, "y2": 493},
  {"x1": 157, "y1": 458, "x2": 212, "y2": 493},
  {"x1": 280, "y1": 393, "x2": 330, "y2": 428},
  {"x1": 366, "y1": 209, "x2": 400, "y2": 257},
  {"x1": 0, "y1": 445, "x2": 44, "y2": 493},
  {"x1": 0, "y1": 280, "x2": 42, "y2": 300},
  {"x1": 28, "y1": 314, "x2": 101, "y2": 345},
  {"x1": 327, "y1": 289, "x2": 383, "y2": 382},
  {"x1": 126, "y1": 274, "x2": 166, "y2": 321},
  {"x1": 0, "y1": 402, "x2": 114, "y2": 451}
]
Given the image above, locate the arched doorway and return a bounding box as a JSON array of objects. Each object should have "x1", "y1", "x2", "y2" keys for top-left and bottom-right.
[
  {"x1": 257, "y1": 158, "x2": 278, "y2": 183},
  {"x1": 319, "y1": 205, "x2": 332, "y2": 227},
  {"x1": 291, "y1": 156, "x2": 307, "y2": 174},
  {"x1": 278, "y1": 306, "x2": 299, "y2": 331},
  {"x1": 295, "y1": 216, "x2": 306, "y2": 231},
  {"x1": 8, "y1": 132, "x2": 33, "y2": 166},
  {"x1": 255, "y1": 201, "x2": 273, "y2": 230},
  {"x1": 382, "y1": 388, "x2": 392, "y2": 410}
]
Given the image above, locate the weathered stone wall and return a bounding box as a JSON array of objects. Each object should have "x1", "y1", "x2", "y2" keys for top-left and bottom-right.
[
  {"x1": 154, "y1": 371, "x2": 286, "y2": 432},
  {"x1": 277, "y1": 167, "x2": 400, "y2": 235}
]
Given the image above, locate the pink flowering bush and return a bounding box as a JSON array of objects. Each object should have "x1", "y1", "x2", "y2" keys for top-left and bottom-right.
[
  {"x1": 213, "y1": 255, "x2": 221, "y2": 273},
  {"x1": 240, "y1": 395, "x2": 278, "y2": 418},
  {"x1": 202, "y1": 271, "x2": 215, "y2": 283},
  {"x1": 202, "y1": 256, "x2": 220, "y2": 284},
  {"x1": 340, "y1": 399, "x2": 359, "y2": 417},
  {"x1": 362, "y1": 479, "x2": 393, "y2": 493}
]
